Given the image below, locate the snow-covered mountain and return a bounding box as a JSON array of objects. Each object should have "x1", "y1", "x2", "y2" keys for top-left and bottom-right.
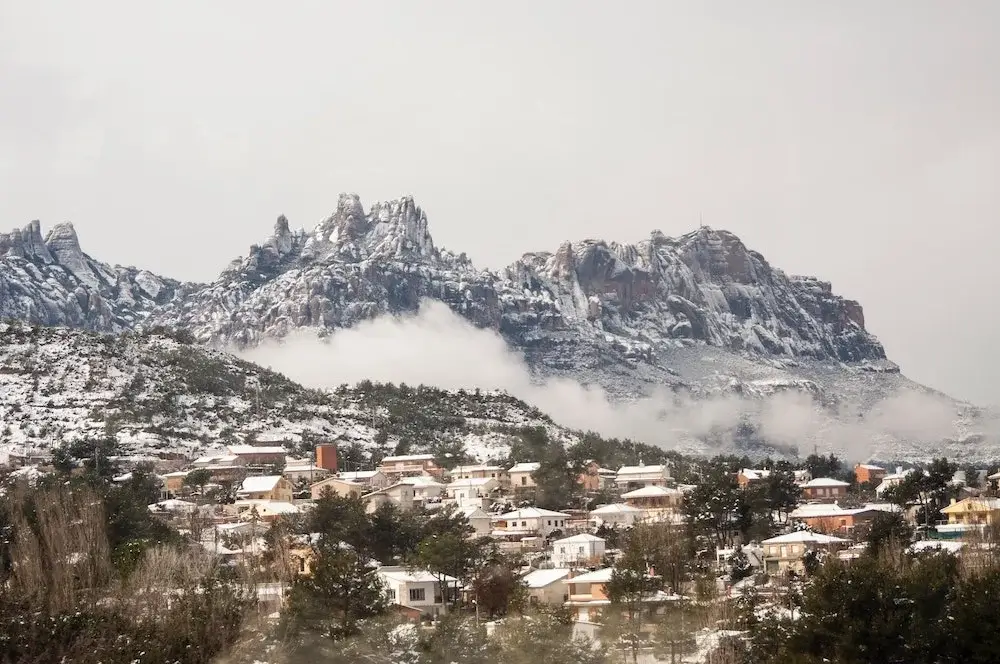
[{"x1": 1, "y1": 195, "x2": 995, "y2": 459}]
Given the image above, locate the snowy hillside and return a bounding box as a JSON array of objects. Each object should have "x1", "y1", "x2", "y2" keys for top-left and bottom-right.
[{"x1": 0, "y1": 323, "x2": 569, "y2": 464}]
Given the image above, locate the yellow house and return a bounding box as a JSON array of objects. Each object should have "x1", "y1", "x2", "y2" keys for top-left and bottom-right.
[
  {"x1": 236, "y1": 475, "x2": 293, "y2": 502},
  {"x1": 309, "y1": 476, "x2": 364, "y2": 500},
  {"x1": 941, "y1": 497, "x2": 1000, "y2": 525}
]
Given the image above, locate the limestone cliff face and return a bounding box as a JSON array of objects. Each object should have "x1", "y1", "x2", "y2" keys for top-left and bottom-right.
[
  {"x1": 0, "y1": 195, "x2": 887, "y2": 384},
  {"x1": 0, "y1": 221, "x2": 184, "y2": 331}
]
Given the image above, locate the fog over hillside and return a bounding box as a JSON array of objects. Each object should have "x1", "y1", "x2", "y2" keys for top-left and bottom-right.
[{"x1": 239, "y1": 301, "x2": 992, "y2": 462}]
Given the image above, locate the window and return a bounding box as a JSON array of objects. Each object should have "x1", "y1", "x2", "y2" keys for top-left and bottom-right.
[
  {"x1": 388, "y1": 588, "x2": 396, "y2": 601},
  {"x1": 409, "y1": 588, "x2": 426, "y2": 602},
  {"x1": 547, "y1": 520, "x2": 552, "y2": 526},
  {"x1": 521, "y1": 521, "x2": 527, "y2": 527},
  {"x1": 521, "y1": 476, "x2": 527, "y2": 485},
  {"x1": 559, "y1": 546, "x2": 566, "y2": 554},
  {"x1": 578, "y1": 546, "x2": 584, "y2": 554},
  {"x1": 779, "y1": 546, "x2": 787, "y2": 557}
]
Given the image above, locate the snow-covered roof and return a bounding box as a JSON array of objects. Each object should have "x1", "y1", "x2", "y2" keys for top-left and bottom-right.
[
  {"x1": 148, "y1": 499, "x2": 196, "y2": 513},
  {"x1": 910, "y1": 540, "x2": 965, "y2": 554},
  {"x1": 377, "y1": 565, "x2": 458, "y2": 584},
  {"x1": 590, "y1": 503, "x2": 643, "y2": 515},
  {"x1": 194, "y1": 454, "x2": 239, "y2": 465},
  {"x1": 452, "y1": 464, "x2": 504, "y2": 473},
  {"x1": 553, "y1": 533, "x2": 605, "y2": 545},
  {"x1": 762, "y1": 531, "x2": 849, "y2": 545},
  {"x1": 857, "y1": 463, "x2": 885, "y2": 471},
  {"x1": 622, "y1": 485, "x2": 682, "y2": 499},
  {"x1": 458, "y1": 505, "x2": 490, "y2": 519},
  {"x1": 508, "y1": 462, "x2": 541, "y2": 474},
  {"x1": 739, "y1": 468, "x2": 771, "y2": 480},
  {"x1": 789, "y1": 503, "x2": 848, "y2": 518},
  {"x1": 802, "y1": 477, "x2": 850, "y2": 488},
  {"x1": 227, "y1": 445, "x2": 286, "y2": 455},
  {"x1": 523, "y1": 568, "x2": 571, "y2": 588},
  {"x1": 941, "y1": 497, "x2": 1000, "y2": 513},
  {"x1": 497, "y1": 507, "x2": 571, "y2": 520},
  {"x1": 565, "y1": 568, "x2": 613, "y2": 584},
  {"x1": 617, "y1": 464, "x2": 668, "y2": 476},
  {"x1": 398, "y1": 475, "x2": 445, "y2": 488},
  {"x1": 338, "y1": 470, "x2": 381, "y2": 480},
  {"x1": 238, "y1": 475, "x2": 283, "y2": 493},
  {"x1": 238, "y1": 501, "x2": 300, "y2": 518},
  {"x1": 447, "y1": 477, "x2": 496, "y2": 489},
  {"x1": 381, "y1": 454, "x2": 435, "y2": 463}
]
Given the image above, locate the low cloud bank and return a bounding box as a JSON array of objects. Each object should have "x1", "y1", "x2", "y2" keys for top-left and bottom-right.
[{"x1": 237, "y1": 301, "x2": 983, "y2": 461}]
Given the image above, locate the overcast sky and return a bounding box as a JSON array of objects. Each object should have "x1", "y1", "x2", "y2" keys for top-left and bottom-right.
[{"x1": 1, "y1": 1, "x2": 997, "y2": 406}]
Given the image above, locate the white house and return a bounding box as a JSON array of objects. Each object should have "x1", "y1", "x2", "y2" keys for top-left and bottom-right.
[
  {"x1": 589, "y1": 503, "x2": 643, "y2": 527},
  {"x1": 451, "y1": 464, "x2": 510, "y2": 486},
  {"x1": 376, "y1": 565, "x2": 458, "y2": 618},
  {"x1": 338, "y1": 470, "x2": 390, "y2": 491},
  {"x1": 615, "y1": 463, "x2": 671, "y2": 489},
  {"x1": 876, "y1": 467, "x2": 917, "y2": 497},
  {"x1": 761, "y1": 531, "x2": 850, "y2": 575},
  {"x1": 363, "y1": 482, "x2": 415, "y2": 513},
  {"x1": 236, "y1": 475, "x2": 293, "y2": 502},
  {"x1": 551, "y1": 533, "x2": 606, "y2": 568},
  {"x1": 398, "y1": 475, "x2": 446, "y2": 502},
  {"x1": 523, "y1": 568, "x2": 571, "y2": 606},
  {"x1": 508, "y1": 462, "x2": 541, "y2": 491},
  {"x1": 458, "y1": 505, "x2": 493, "y2": 537},
  {"x1": 282, "y1": 457, "x2": 331, "y2": 484},
  {"x1": 446, "y1": 477, "x2": 499, "y2": 506},
  {"x1": 493, "y1": 507, "x2": 570, "y2": 537}
]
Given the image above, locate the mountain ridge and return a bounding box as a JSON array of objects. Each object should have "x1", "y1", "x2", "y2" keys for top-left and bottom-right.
[{"x1": 2, "y1": 194, "x2": 994, "y2": 460}]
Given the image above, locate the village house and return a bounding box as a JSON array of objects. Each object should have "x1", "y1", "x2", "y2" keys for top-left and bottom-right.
[
  {"x1": 309, "y1": 476, "x2": 365, "y2": 500},
  {"x1": 376, "y1": 566, "x2": 458, "y2": 619},
  {"x1": 508, "y1": 462, "x2": 541, "y2": 492},
  {"x1": 615, "y1": 463, "x2": 671, "y2": 490},
  {"x1": 564, "y1": 568, "x2": 613, "y2": 623},
  {"x1": 188, "y1": 454, "x2": 246, "y2": 484},
  {"x1": 446, "y1": 477, "x2": 499, "y2": 506},
  {"x1": 337, "y1": 470, "x2": 390, "y2": 491},
  {"x1": 378, "y1": 454, "x2": 443, "y2": 479},
  {"x1": 622, "y1": 485, "x2": 683, "y2": 510},
  {"x1": 736, "y1": 468, "x2": 771, "y2": 488},
  {"x1": 363, "y1": 482, "x2": 415, "y2": 513},
  {"x1": 450, "y1": 464, "x2": 510, "y2": 487},
  {"x1": 398, "y1": 475, "x2": 446, "y2": 503},
  {"x1": 523, "y1": 568, "x2": 571, "y2": 606},
  {"x1": 227, "y1": 445, "x2": 287, "y2": 470},
  {"x1": 458, "y1": 505, "x2": 493, "y2": 537},
  {"x1": 282, "y1": 457, "x2": 331, "y2": 484},
  {"x1": 761, "y1": 531, "x2": 850, "y2": 575},
  {"x1": 788, "y1": 503, "x2": 884, "y2": 535},
  {"x1": 875, "y1": 467, "x2": 917, "y2": 497},
  {"x1": 162, "y1": 470, "x2": 190, "y2": 495},
  {"x1": 493, "y1": 507, "x2": 570, "y2": 538},
  {"x1": 576, "y1": 460, "x2": 617, "y2": 492},
  {"x1": 236, "y1": 500, "x2": 300, "y2": 522},
  {"x1": 589, "y1": 503, "x2": 644, "y2": 528},
  {"x1": 551, "y1": 533, "x2": 606, "y2": 568},
  {"x1": 854, "y1": 463, "x2": 887, "y2": 485},
  {"x1": 941, "y1": 497, "x2": 1000, "y2": 526},
  {"x1": 801, "y1": 477, "x2": 850, "y2": 501},
  {"x1": 236, "y1": 475, "x2": 293, "y2": 502}
]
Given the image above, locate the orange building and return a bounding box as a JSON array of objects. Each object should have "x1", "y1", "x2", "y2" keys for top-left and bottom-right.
[
  {"x1": 315, "y1": 444, "x2": 339, "y2": 473},
  {"x1": 854, "y1": 463, "x2": 886, "y2": 485}
]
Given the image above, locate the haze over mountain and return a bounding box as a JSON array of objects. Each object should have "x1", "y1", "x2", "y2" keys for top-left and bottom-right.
[{"x1": 1, "y1": 198, "x2": 996, "y2": 461}]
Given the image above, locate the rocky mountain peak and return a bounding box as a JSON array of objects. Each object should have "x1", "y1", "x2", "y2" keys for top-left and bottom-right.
[{"x1": 0, "y1": 220, "x2": 54, "y2": 263}]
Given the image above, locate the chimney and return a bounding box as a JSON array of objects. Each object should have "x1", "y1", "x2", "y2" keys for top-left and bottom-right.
[{"x1": 315, "y1": 443, "x2": 339, "y2": 473}]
